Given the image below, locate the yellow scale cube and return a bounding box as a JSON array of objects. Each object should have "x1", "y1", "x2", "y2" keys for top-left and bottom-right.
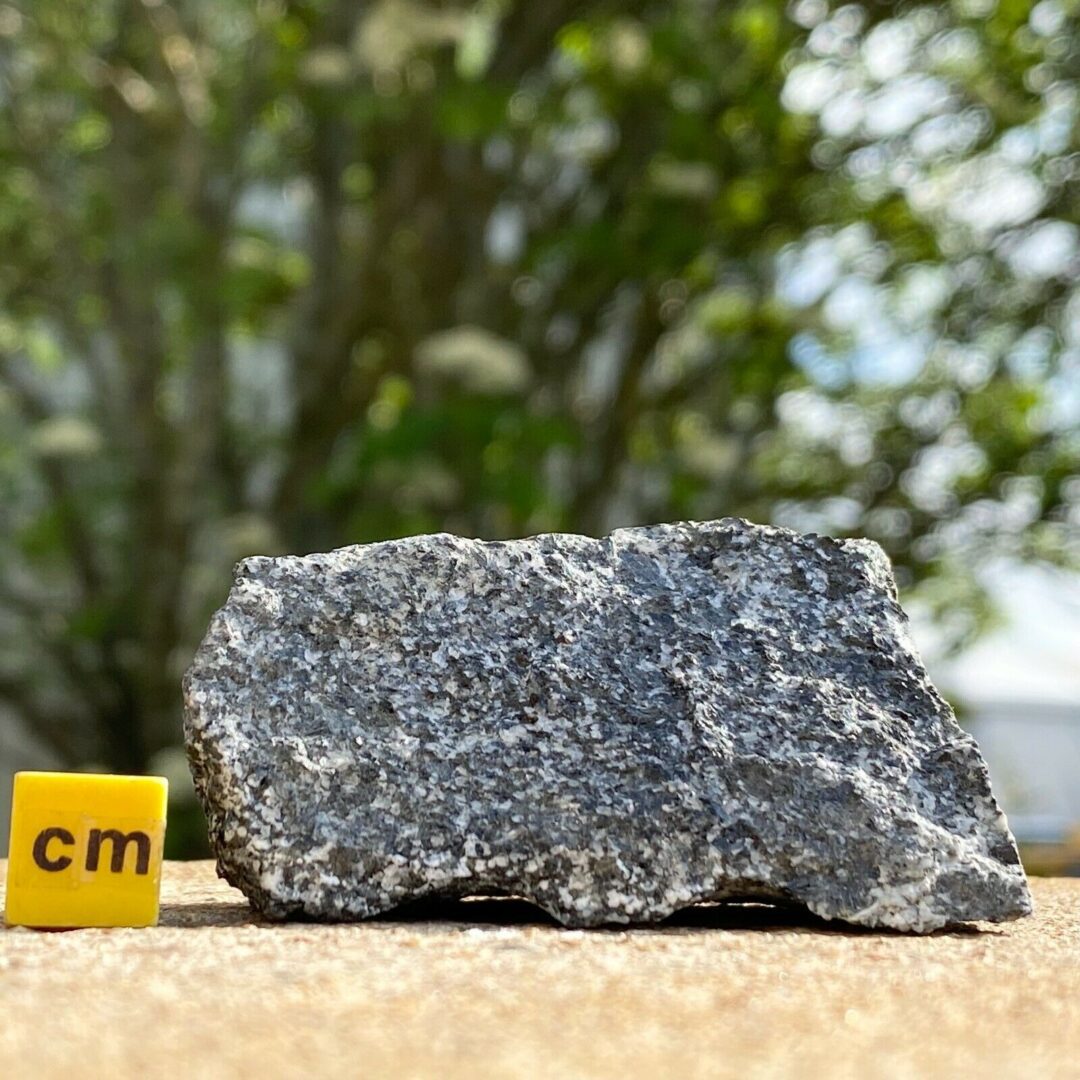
[{"x1": 5, "y1": 772, "x2": 168, "y2": 929}]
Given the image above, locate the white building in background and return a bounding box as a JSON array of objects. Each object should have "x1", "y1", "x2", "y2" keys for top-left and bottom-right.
[{"x1": 921, "y1": 563, "x2": 1080, "y2": 848}]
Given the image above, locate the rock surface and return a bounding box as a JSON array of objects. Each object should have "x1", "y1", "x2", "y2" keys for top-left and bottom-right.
[{"x1": 183, "y1": 519, "x2": 1031, "y2": 931}]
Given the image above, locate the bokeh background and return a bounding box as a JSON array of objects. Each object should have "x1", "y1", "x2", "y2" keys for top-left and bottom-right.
[{"x1": 0, "y1": 0, "x2": 1078, "y2": 865}]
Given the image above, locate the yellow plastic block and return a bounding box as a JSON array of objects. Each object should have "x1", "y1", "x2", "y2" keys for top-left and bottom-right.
[{"x1": 5, "y1": 771, "x2": 168, "y2": 929}]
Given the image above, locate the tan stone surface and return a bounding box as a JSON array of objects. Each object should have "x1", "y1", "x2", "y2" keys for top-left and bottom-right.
[{"x1": 1, "y1": 861, "x2": 1077, "y2": 1078}]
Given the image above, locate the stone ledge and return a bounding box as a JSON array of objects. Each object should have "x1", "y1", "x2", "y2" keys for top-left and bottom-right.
[{"x1": 1, "y1": 861, "x2": 1076, "y2": 1078}]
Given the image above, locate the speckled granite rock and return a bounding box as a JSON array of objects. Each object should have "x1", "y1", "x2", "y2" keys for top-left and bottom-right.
[{"x1": 183, "y1": 519, "x2": 1031, "y2": 932}]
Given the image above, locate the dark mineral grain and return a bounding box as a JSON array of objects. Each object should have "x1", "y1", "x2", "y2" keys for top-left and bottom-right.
[{"x1": 183, "y1": 519, "x2": 1031, "y2": 931}]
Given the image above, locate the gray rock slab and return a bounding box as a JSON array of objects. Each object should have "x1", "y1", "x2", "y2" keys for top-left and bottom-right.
[{"x1": 183, "y1": 519, "x2": 1031, "y2": 931}]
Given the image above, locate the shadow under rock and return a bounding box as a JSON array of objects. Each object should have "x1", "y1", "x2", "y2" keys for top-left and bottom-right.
[
  {"x1": 377, "y1": 895, "x2": 832, "y2": 931},
  {"x1": 372, "y1": 895, "x2": 1002, "y2": 935},
  {"x1": 159, "y1": 894, "x2": 1000, "y2": 936}
]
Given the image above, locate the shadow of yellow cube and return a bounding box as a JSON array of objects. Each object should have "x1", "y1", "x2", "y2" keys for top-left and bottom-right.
[{"x1": 5, "y1": 772, "x2": 168, "y2": 929}]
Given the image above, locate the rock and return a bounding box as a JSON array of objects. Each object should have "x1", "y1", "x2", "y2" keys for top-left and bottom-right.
[{"x1": 183, "y1": 519, "x2": 1031, "y2": 932}]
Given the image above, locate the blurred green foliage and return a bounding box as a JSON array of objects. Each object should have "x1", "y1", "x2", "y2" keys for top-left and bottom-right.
[{"x1": 0, "y1": 0, "x2": 1077, "y2": 836}]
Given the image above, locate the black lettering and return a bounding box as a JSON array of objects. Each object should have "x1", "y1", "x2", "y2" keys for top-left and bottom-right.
[
  {"x1": 85, "y1": 828, "x2": 152, "y2": 875},
  {"x1": 32, "y1": 827, "x2": 75, "y2": 872}
]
